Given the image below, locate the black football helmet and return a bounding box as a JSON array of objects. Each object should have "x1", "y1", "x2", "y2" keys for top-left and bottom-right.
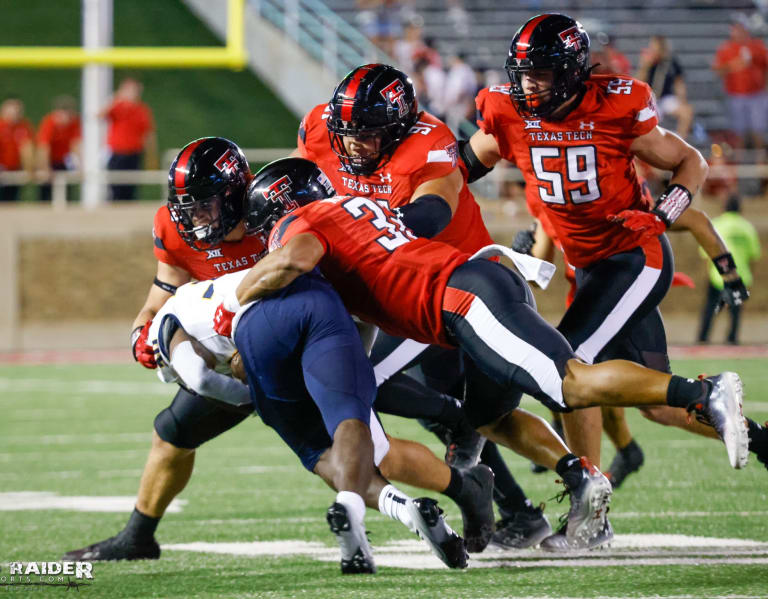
[
  {"x1": 245, "y1": 158, "x2": 335, "y2": 247},
  {"x1": 505, "y1": 13, "x2": 591, "y2": 118},
  {"x1": 167, "y1": 137, "x2": 250, "y2": 251},
  {"x1": 327, "y1": 63, "x2": 420, "y2": 176}
]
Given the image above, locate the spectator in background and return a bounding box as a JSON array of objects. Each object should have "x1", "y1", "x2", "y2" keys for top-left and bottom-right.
[
  {"x1": 712, "y1": 21, "x2": 768, "y2": 156},
  {"x1": 697, "y1": 195, "x2": 761, "y2": 345},
  {"x1": 443, "y1": 52, "x2": 477, "y2": 134},
  {"x1": 0, "y1": 96, "x2": 35, "y2": 202},
  {"x1": 412, "y1": 56, "x2": 446, "y2": 120},
  {"x1": 590, "y1": 32, "x2": 631, "y2": 76},
  {"x1": 636, "y1": 35, "x2": 694, "y2": 138},
  {"x1": 102, "y1": 77, "x2": 157, "y2": 201},
  {"x1": 36, "y1": 95, "x2": 81, "y2": 203},
  {"x1": 356, "y1": 0, "x2": 403, "y2": 56}
]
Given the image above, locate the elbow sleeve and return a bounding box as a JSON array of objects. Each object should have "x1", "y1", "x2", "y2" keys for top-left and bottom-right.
[{"x1": 397, "y1": 194, "x2": 452, "y2": 238}]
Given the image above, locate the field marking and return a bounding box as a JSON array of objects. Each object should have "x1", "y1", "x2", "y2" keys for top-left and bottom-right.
[
  {"x1": 0, "y1": 492, "x2": 186, "y2": 513},
  {"x1": 3, "y1": 432, "x2": 152, "y2": 446},
  {"x1": 0, "y1": 378, "x2": 170, "y2": 396},
  {"x1": 163, "y1": 536, "x2": 768, "y2": 570}
]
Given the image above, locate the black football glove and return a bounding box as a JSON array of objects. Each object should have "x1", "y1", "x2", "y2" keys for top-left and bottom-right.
[
  {"x1": 718, "y1": 277, "x2": 749, "y2": 312},
  {"x1": 511, "y1": 226, "x2": 536, "y2": 255}
]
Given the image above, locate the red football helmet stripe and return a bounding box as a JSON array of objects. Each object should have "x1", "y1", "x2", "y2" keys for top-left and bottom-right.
[
  {"x1": 515, "y1": 14, "x2": 550, "y2": 60},
  {"x1": 173, "y1": 139, "x2": 205, "y2": 192},
  {"x1": 339, "y1": 66, "x2": 372, "y2": 122}
]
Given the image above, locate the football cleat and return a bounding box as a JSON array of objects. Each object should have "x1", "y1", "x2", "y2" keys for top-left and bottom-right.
[
  {"x1": 326, "y1": 502, "x2": 376, "y2": 574},
  {"x1": 489, "y1": 505, "x2": 552, "y2": 550},
  {"x1": 453, "y1": 464, "x2": 495, "y2": 553},
  {"x1": 605, "y1": 439, "x2": 645, "y2": 489},
  {"x1": 444, "y1": 420, "x2": 487, "y2": 471},
  {"x1": 689, "y1": 372, "x2": 749, "y2": 469},
  {"x1": 540, "y1": 458, "x2": 613, "y2": 552},
  {"x1": 407, "y1": 498, "x2": 468, "y2": 569},
  {"x1": 62, "y1": 532, "x2": 160, "y2": 562}
]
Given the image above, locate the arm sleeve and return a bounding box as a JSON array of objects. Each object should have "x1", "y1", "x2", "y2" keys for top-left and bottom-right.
[{"x1": 171, "y1": 341, "x2": 251, "y2": 407}]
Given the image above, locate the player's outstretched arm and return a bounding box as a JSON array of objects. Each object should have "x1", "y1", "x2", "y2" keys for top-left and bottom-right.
[{"x1": 235, "y1": 233, "x2": 325, "y2": 305}]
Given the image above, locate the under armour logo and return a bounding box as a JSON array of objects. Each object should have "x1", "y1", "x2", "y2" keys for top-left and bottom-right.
[
  {"x1": 579, "y1": 121, "x2": 595, "y2": 130},
  {"x1": 206, "y1": 248, "x2": 223, "y2": 259},
  {"x1": 379, "y1": 172, "x2": 392, "y2": 183},
  {"x1": 524, "y1": 119, "x2": 542, "y2": 129}
]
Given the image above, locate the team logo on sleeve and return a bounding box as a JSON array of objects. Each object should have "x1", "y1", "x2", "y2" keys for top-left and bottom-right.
[
  {"x1": 558, "y1": 26, "x2": 583, "y2": 51},
  {"x1": 380, "y1": 80, "x2": 408, "y2": 117},
  {"x1": 445, "y1": 141, "x2": 458, "y2": 168},
  {"x1": 263, "y1": 175, "x2": 298, "y2": 210},
  {"x1": 214, "y1": 150, "x2": 240, "y2": 175}
]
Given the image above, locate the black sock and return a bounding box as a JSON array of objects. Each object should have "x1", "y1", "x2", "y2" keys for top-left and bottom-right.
[
  {"x1": 436, "y1": 397, "x2": 465, "y2": 429},
  {"x1": 123, "y1": 507, "x2": 160, "y2": 541},
  {"x1": 619, "y1": 438, "x2": 640, "y2": 455},
  {"x1": 555, "y1": 453, "x2": 585, "y2": 490},
  {"x1": 747, "y1": 418, "x2": 768, "y2": 461},
  {"x1": 480, "y1": 442, "x2": 530, "y2": 518},
  {"x1": 442, "y1": 467, "x2": 463, "y2": 500},
  {"x1": 666, "y1": 375, "x2": 711, "y2": 409}
]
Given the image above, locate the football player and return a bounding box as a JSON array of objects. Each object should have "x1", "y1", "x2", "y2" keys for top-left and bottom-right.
[
  {"x1": 214, "y1": 158, "x2": 749, "y2": 552},
  {"x1": 63, "y1": 137, "x2": 492, "y2": 562},
  {"x1": 460, "y1": 13, "x2": 768, "y2": 508},
  {"x1": 146, "y1": 270, "x2": 467, "y2": 573},
  {"x1": 297, "y1": 63, "x2": 550, "y2": 551}
]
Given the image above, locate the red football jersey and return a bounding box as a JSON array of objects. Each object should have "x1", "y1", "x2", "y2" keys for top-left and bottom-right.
[
  {"x1": 297, "y1": 103, "x2": 493, "y2": 254},
  {"x1": 269, "y1": 196, "x2": 468, "y2": 346},
  {"x1": 476, "y1": 75, "x2": 659, "y2": 268},
  {"x1": 152, "y1": 206, "x2": 266, "y2": 280}
]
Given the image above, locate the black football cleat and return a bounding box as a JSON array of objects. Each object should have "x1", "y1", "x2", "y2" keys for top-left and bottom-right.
[
  {"x1": 453, "y1": 464, "x2": 494, "y2": 553},
  {"x1": 62, "y1": 532, "x2": 160, "y2": 562},
  {"x1": 444, "y1": 419, "x2": 487, "y2": 471},
  {"x1": 605, "y1": 439, "x2": 645, "y2": 489},
  {"x1": 489, "y1": 505, "x2": 552, "y2": 550},
  {"x1": 407, "y1": 498, "x2": 468, "y2": 569}
]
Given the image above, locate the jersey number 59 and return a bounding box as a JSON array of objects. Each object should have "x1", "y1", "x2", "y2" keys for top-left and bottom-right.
[{"x1": 530, "y1": 145, "x2": 601, "y2": 205}]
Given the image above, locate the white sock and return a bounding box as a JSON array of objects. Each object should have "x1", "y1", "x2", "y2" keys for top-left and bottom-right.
[
  {"x1": 335, "y1": 491, "x2": 366, "y2": 525},
  {"x1": 378, "y1": 484, "x2": 415, "y2": 532}
]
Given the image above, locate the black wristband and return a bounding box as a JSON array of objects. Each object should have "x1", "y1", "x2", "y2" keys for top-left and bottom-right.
[
  {"x1": 153, "y1": 277, "x2": 178, "y2": 294},
  {"x1": 130, "y1": 325, "x2": 143, "y2": 360},
  {"x1": 653, "y1": 184, "x2": 692, "y2": 226},
  {"x1": 712, "y1": 252, "x2": 737, "y2": 275},
  {"x1": 458, "y1": 139, "x2": 494, "y2": 184}
]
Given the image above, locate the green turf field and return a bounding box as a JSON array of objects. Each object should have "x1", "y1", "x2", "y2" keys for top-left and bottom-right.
[{"x1": 1, "y1": 358, "x2": 767, "y2": 598}]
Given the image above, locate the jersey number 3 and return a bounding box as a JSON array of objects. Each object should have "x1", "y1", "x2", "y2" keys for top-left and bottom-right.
[
  {"x1": 531, "y1": 145, "x2": 601, "y2": 205},
  {"x1": 342, "y1": 197, "x2": 415, "y2": 251}
]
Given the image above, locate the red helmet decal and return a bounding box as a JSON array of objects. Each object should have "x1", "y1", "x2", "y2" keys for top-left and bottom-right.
[
  {"x1": 380, "y1": 79, "x2": 408, "y2": 118},
  {"x1": 558, "y1": 25, "x2": 583, "y2": 51},
  {"x1": 214, "y1": 149, "x2": 240, "y2": 175},
  {"x1": 262, "y1": 175, "x2": 298, "y2": 210}
]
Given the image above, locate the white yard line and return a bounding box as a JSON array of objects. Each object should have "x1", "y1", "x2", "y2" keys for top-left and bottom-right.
[{"x1": 0, "y1": 492, "x2": 186, "y2": 513}]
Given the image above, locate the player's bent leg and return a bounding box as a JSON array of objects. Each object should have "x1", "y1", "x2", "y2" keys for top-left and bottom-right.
[{"x1": 62, "y1": 387, "x2": 249, "y2": 562}]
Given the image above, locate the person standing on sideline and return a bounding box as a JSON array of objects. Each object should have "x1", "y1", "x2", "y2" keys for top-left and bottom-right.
[
  {"x1": 102, "y1": 77, "x2": 157, "y2": 201},
  {"x1": 36, "y1": 95, "x2": 81, "y2": 203},
  {"x1": 0, "y1": 96, "x2": 35, "y2": 202},
  {"x1": 698, "y1": 195, "x2": 760, "y2": 345}
]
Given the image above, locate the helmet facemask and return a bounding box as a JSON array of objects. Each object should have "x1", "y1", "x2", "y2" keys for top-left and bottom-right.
[
  {"x1": 169, "y1": 186, "x2": 242, "y2": 251},
  {"x1": 506, "y1": 55, "x2": 584, "y2": 119},
  {"x1": 327, "y1": 117, "x2": 403, "y2": 176}
]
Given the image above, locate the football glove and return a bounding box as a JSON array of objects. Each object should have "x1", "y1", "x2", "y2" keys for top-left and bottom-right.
[
  {"x1": 131, "y1": 320, "x2": 156, "y2": 369},
  {"x1": 511, "y1": 226, "x2": 536, "y2": 255},
  {"x1": 718, "y1": 277, "x2": 749, "y2": 311},
  {"x1": 609, "y1": 210, "x2": 667, "y2": 244},
  {"x1": 213, "y1": 303, "x2": 236, "y2": 338}
]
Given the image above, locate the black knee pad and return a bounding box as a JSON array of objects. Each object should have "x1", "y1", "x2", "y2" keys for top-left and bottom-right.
[{"x1": 154, "y1": 387, "x2": 249, "y2": 449}]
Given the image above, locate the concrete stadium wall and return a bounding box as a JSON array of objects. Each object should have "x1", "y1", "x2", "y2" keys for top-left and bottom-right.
[{"x1": 0, "y1": 201, "x2": 765, "y2": 352}]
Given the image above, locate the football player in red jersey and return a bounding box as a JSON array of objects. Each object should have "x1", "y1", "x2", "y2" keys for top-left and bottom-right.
[
  {"x1": 460, "y1": 13, "x2": 768, "y2": 507},
  {"x1": 64, "y1": 138, "x2": 492, "y2": 562},
  {"x1": 214, "y1": 158, "x2": 749, "y2": 552},
  {"x1": 298, "y1": 64, "x2": 552, "y2": 550}
]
